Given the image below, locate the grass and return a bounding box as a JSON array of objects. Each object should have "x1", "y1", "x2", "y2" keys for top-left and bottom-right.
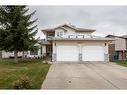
[
  {"x1": 114, "y1": 60, "x2": 127, "y2": 67},
  {"x1": 0, "y1": 59, "x2": 51, "y2": 89}
]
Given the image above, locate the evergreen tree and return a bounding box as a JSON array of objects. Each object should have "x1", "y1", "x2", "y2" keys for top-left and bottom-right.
[{"x1": 0, "y1": 6, "x2": 38, "y2": 63}]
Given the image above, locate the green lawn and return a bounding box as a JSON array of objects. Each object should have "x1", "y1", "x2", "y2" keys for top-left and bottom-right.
[
  {"x1": 0, "y1": 59, "x2": 51, "y2": 89},
  {"x1": 114, "y1": 60, "x2": 127, "y2": 67}
]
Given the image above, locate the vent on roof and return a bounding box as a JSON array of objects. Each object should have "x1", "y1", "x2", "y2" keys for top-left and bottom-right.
[
  {"x1": 68, "y1": 22, "x2": 71, "y2": 25},
  {"x1": 67, "y1": 23, "x2": 75, "y2": 27},
  {"x1": 71, "y1": 25, "x2": 76, "y2": 27}
]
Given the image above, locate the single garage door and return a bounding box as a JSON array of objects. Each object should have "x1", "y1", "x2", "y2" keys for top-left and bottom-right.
[
  {"x1": 82, "y1": 45, "x2": 104, "y2": 61},
  {"x1": 56, "y1": 45, "x2": 78, "y2": 61}
]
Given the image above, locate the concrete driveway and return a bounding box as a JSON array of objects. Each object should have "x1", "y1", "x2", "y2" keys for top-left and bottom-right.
[{"x1": 42, "y1": 62, "x2": 127, "y2": 89}]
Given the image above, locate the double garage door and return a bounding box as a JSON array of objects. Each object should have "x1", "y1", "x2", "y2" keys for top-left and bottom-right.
[{"x1": 56, "y1": 45, "x2": 104, "y2": 61}]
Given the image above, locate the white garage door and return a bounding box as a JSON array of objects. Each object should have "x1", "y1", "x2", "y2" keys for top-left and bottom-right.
[
  {"x1": 56, "y1": 45, "x2": 78, "y2": 61},
  {"x1": 82, "y1": 45, "x2": 104, "y2": 61}
]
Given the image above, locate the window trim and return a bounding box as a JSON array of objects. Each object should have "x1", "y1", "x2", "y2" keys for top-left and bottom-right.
[{"x1": 56, "y1": 31, "x2": 64, "y2": 37}]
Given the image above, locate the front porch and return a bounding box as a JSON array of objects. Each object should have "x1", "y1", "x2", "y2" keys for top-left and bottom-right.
[
  {"x1": 40, "y1": 39, "x2": 52, "y2": 61},
  {"x1": 45, "y1": 44, "x2": 52, "y2": 61}
]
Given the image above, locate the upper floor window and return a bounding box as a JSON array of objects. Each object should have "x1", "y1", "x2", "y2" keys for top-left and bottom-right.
[
  {"x1": 56, "y1": 31, "x2": 64, "y2": 37},
  {"x1": 48, "y1": 33, "x2": 55, "y2": 38}
]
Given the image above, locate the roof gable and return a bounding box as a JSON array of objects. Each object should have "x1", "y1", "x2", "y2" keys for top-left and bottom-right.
[
  {"x1": 120, "y1": 35, "x2": 127, "y2": 39},
  {"x1": 61, "y1": 24, "x2": 77, "y2": 30},
  {"x1": 106, "y1": 35, "x2": 127, "y2": 39},
  {"x1": 54, "y1": 27, "x2": 67, "y2": 31},
  {"x1": 42, "y1": 24, "x2": 96, "y2": 33}
]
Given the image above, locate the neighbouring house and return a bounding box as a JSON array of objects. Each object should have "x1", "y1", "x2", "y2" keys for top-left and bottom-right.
[
  {"x1": 41, "y1": 24, "x2": 114, "y2": 62},
  {"x1": 1, "y1": 41, "x2": 44, "y2": 59},
  {"x1": 26, "y1": 39, "x2": 50, "y2": 59},
  {"x1": 1, "y1": 51, "x2": 23, "y2": 58},
  {"x1": 26, "y1": 43, "x2": 43, "y2": 58},
  {"x1": 106, "y1": 35, "x2": 127, "y2": 61}
]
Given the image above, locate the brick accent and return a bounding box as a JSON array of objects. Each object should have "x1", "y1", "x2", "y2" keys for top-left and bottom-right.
[
  {"x1": 104, "y1": 54, "x2": 109, "y2": 62},
  {"x1": 79, "y1": 53, "x2": 82, "y2": 61}
]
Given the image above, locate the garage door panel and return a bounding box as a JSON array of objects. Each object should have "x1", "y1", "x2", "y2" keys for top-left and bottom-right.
[
  {"x1": 82, "y1": 46, "x2": 104, "y2": 61},
  {"x1": 57, "y1": 45, "x2": 78, "y2": 61}
]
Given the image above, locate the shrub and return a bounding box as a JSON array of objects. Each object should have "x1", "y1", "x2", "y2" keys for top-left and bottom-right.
[
  {"x1": 12, "y1": 80, "x2": 23, "y2": 89},
  {"x1": 12, "y1": 76, "x2": 32, "y2": 89},
  {"x1": 43, "y1": 60, "x2": 48, "y2": 64}
]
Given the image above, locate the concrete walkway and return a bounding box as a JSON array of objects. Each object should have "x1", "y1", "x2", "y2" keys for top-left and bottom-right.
[{"x1": 42, "y1": 62, "x2": 127, "y2": 89}]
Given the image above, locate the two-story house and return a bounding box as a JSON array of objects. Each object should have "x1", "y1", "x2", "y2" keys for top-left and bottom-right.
[
  {"x1": 106, "y1": 35, "x2": 127, "y2": 61},
  {"x1": 41, "y1": 24, "x2": 113, "y2": 62}
]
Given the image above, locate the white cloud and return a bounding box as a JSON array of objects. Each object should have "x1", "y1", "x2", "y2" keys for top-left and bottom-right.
[{"x1": 28, "y1": 6, "x2": 127, "y2": 38}]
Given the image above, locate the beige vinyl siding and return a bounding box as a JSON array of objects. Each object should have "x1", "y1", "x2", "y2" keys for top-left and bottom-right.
[{"x1": 115, "y1": 37, "x2": 126, "y2": 51}]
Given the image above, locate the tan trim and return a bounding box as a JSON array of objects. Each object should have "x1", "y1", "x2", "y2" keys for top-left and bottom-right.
[{"x1": 48, "y1": 38, "x2": 114, "y2": 42}]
